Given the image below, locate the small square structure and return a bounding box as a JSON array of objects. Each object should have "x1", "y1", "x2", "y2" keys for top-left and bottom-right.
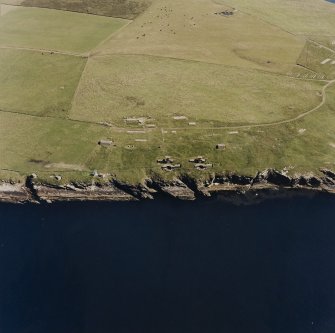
[
  {"x1": 99, "y1": 140, "x2": 113, "y2": 146},
  {"x1": 216, "y1": 143, "x2": 226, "y2": 150}
]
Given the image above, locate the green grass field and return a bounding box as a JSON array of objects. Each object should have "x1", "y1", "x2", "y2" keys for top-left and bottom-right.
[
  {"x1": 70, "y1": 54, "x2": 324, "y2": 126},
  {"x1": 0, "y1": 0, "x2": 335, "y2": 185},
  {"x1": 2, "y1": 83, "x2": 334, "y2": 182},
  {"x1": 0, "y1": 5, "x2": 129, "y2": 53},
  {"x1": 0, "y1": 112, "x2": 105, "y2": 172},
  {"x1": 96, "y1": 0, "x2": 304, "y2": 74},
  {"x1": 0, "y1": 49, "x2": 86, "y2": 116},
  {"x1": 223, "y1": 0, "x2": 335, "y2": 36}
]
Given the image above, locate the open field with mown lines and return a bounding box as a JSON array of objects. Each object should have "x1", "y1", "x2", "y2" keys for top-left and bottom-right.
[{"x1": 1, "y1": 0, "x2": 335, "y2": 186}]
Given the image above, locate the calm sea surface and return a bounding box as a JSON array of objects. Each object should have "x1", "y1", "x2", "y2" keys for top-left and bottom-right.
[{"x1": 1, "y1": 196, "x2": 335, "y2": 333}]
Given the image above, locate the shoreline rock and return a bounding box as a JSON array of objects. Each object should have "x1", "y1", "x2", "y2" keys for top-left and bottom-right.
[
  {"x1": 0, "y1": 182, "x2": 31, "y2": 204},
  {"x1": 1, "y1": 168, "x2": 335, "y2": 205},
  {"x1": 32, "y1": 182, "x2": 136, "y2": 203}
]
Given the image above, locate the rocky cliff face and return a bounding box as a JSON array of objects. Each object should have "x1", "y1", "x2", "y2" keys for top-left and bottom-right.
[
  {"x1": 1, "y1": 168, "x2": 335, "y2": 204},
  {"x1": 0, "y1": 182, "x2": 31, "y2": 204}
]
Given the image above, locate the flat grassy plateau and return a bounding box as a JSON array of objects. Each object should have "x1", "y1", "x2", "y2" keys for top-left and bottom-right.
[{"x1": 0, "y1": 0, "x2": 335, "y2": 185}]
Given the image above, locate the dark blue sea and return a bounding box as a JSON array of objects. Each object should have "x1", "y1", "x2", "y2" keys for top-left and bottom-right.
[{"x1": 0, "y1": 196, "x2": 335, "y2": 333}]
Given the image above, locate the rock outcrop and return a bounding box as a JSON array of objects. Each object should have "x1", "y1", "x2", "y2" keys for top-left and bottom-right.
[
  {"x1": 146, "y1": 178, "x2": 195, "y2": 200},
  {"x1": 1, "y1": 168, "x2": 335, "y2": 204},
  {"x1": 30, "y1": 182, "x2": 135, "y2": 203},
  {"x1": 0, "y1": 182, "x2": 31, "y2": 204}
]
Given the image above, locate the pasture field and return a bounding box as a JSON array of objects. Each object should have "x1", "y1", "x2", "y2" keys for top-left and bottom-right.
[
  {"x1": 0, "y1": 112, "x2": 106, "y2": 173},
  {"x1": 1, "y1": 83, "x2": 335, "y2": 183},
  {"x1": 0, "y1": 0, "x2": 151, "y2": 19},
  {"x1": 222, "y1": 0, "x2": 335, "y2": 36},
  {"x1": 0, "y1": 49, "x2": 86, "y2": 116},
  {"x1": 70, "y1": 54, "x2": 324, "y2": 126},
  {"x1": 0, "y1": 0, "x2": 335, "y2": 185},
  {"x1": 0, "y1": 5, "x2": 129, "y2": 53},
  {"x1": 96, "y1": 0, "x2": 304, "y2": 73}
]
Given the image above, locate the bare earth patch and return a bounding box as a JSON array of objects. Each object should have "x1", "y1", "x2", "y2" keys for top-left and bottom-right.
[{"x1": 44, "y1": 163, "x2": 86, "y2": 171}]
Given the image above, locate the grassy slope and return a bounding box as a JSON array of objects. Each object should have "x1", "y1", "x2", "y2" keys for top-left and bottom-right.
[
  {"x1": 4, "y1": 82, "x2": 334, "y2": 181},
  {"x1": 0, "y1": 5, "x2": 129, "y2": 53},
  {"x1": 0, "y1": 112, "x2": 106, "y2": 173},
  {"x1": 96, "y1": 0, "x2": 303, "y2": 74},
  {"x1": 0, "y1": 49, "x2": 86, "y2": 116},
  {"x1": 70, "y1": 54, "x2": 323, "y2": 126},
  {"x1": 1, "y1": 82, "x2": 334, "y2": 183},
  {"x1": 222, "y1": 0, "x2": 335, "y2": 36}
]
